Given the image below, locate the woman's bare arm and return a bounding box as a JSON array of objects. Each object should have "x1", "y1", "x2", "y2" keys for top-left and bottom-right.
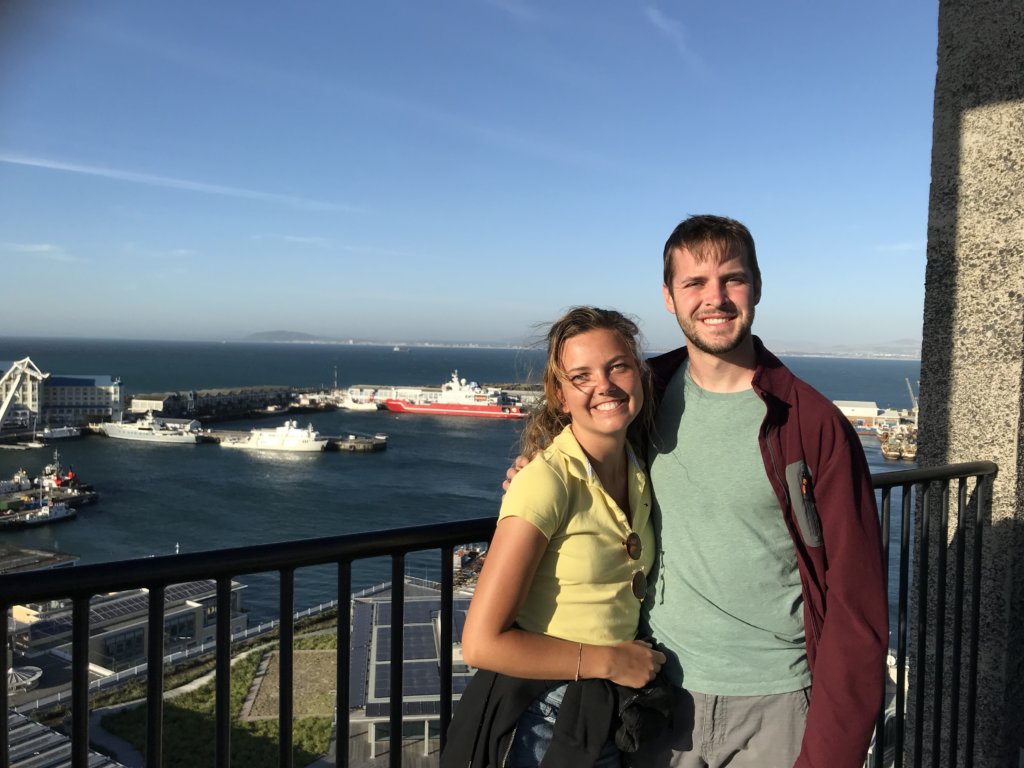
[{"x1": 461, "y1": 516, "x2": 664, "y2": 688}]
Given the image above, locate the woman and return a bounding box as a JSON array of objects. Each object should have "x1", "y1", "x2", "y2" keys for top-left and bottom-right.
[{"x1": 445, "y1": 307, "x2": 665, "y2": 768}]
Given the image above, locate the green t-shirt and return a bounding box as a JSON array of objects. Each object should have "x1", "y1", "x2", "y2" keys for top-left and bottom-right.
[{"x1": 645, "y1": 365, "x2": 810, "y2": 695}]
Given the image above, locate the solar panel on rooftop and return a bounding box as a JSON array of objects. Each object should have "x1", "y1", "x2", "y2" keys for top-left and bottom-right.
[{"x1": 373, "y1": 660, "x2": 443, "y2": 698}]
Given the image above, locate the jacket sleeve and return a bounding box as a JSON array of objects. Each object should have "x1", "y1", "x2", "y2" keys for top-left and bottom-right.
[{"x1": 796, "y1": 411, "x2": 888, "y2": 768}]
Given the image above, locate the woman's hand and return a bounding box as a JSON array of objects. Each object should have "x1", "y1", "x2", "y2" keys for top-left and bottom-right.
[{"x1": 600, "y1": 640, "x2": 666, "y2": 689}]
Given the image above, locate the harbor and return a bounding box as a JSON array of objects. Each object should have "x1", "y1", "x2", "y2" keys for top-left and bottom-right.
[
  {"x1": 833, "y1": 377, "x2": 920, "y2": 462},
  {"x1": 0, "y1": 451, "x2": 98, "y2": 530},
  {"x1": 0, "y1": 342, "x2": 926, "y2": 767},
  {"x1": 0, "y1": 341, "x2": 922, "y2": 614}
]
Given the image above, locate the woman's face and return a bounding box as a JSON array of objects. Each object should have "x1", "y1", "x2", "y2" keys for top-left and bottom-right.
[{"x1": 557, "y1": 328, "x2": 643, "y2": 443}]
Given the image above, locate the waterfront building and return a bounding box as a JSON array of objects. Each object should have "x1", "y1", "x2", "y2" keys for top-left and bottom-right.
[
  {"x1": 40, "y1": 373, "x2": 123, "y2": 426},
  {"x1": 129, "y1": 385, "x2": 294, "y2": 418},
  {"x1": 834, "y1": 401, "x2": 908, "y2": 433},
  {"x1": 834, "y1": 400, "x2": 881, "y2": 429},
  {"x1": 9, "y1": 580, "x2": 247, "y2": 672},
  {"x1": 0, "y1": 357, "x2": 123, "y2": 428}
]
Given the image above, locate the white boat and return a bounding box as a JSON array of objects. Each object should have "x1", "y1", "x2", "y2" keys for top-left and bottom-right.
[
  {"x1": 23, "y1": 500, "x2": 75, "y2": 525},
  {"x1": 220, "y1": 419, "x2": 328, "y2": 452},
  {"x1": 338, "y1": 395, "x2": 379, "y2": 411},
  {"x1": 0, "y1": 469, "x2": 33, "y2": 494},
  {"x1": 41, "y1": 425, "x2": 81, "y2": 440},
  {"x1": 334, "y1": 386, "x2": 380, "y2": 411},
  {"x1": 101, "y1": 412, "x2": 202, "y2": 444},
  {"x1": 0, "y1": 500, "x2": 76, "y2": 529}
]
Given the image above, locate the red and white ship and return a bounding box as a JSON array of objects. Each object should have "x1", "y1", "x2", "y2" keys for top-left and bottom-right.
[{"x1": 383, "y1": 370, "x2": 528, "y2": 419}]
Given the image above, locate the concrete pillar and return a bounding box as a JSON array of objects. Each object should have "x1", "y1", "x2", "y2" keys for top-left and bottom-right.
[{"x1": 916, "y1": 1, "x2": 1024, "y2": 766}]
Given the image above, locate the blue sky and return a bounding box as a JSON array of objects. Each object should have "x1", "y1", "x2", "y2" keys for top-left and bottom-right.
[{"x1": 0, "y1": 1, "x2": 937, "y2": 351}]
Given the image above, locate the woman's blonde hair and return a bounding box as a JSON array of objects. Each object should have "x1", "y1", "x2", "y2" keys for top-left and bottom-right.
[{"x1": 519, "y1": 306, "x2": 653, "y2": 457}]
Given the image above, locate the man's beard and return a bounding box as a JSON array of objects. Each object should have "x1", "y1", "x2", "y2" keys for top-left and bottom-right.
[{"x1": 682, "y1": 307, "x2": 755, "y2": 356}]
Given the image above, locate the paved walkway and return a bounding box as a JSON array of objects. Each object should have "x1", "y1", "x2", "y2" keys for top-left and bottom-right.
[
  {"x1": 89, "y1": 647, "x2": 260, "y2": 768},
  {"x1": 90, "y1": 705, "x2": 145, "y2": 767}
]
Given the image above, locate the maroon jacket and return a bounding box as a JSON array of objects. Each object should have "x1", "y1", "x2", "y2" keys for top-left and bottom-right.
[{"x1": 648, "y1": 338, "x2": 888, "y2": 768}]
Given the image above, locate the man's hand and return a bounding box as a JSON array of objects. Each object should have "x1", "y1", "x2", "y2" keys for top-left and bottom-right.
[{"x1": 502, "y1": 455, "x2": 531, "y2": 493}]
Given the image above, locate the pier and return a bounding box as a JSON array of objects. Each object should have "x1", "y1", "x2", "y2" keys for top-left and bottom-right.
[{"x1": 204, "y1": 429, "x2": 387, "y2": 452}]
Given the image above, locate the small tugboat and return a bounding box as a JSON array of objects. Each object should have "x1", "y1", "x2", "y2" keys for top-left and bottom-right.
[
  {"x1": 880, "y1": 436, "x2": 903, "y2": 461},
  {"x1": 901, "y1": 437, "x2": 918, "y2": 461},
  {"x1": 0, "y1": 491, "x2": 76, "y2": 530}
]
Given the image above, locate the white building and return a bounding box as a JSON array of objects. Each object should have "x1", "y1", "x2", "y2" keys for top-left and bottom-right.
[
  {"x1": 0, "y1": 357, "x2": 123, "y2": 428},
  {"x1": 10, "y1": 580, "x2": 247, "y2": 672},
  {"x1": 833, "y1": 400, "x2": 880, "y2": 429}
]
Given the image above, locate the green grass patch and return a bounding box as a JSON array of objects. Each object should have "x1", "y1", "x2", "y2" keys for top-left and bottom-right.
[
  {"x1": 92, "y1": 658, "x2": 218, "y2": 709},
  {"x1": 294, "y1": 633, "x2": 337, "y2": 651},
  {"x1": 100, "y1": 651, "x2": 331, "y2": 767},
  {"x1": 249, "y1": 651, "x2": 336, "y2": 718}
]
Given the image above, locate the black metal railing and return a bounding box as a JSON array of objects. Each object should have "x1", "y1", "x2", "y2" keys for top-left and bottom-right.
[
  {"x1": 0, "y1": 461, "x2": 998, "y2": 768},
  {"x1": 1, "y1": 518, "x2": 497, "y2": 768},
  {"x1": 870, "y1": 460, "x2": 997, "y2": 768}
]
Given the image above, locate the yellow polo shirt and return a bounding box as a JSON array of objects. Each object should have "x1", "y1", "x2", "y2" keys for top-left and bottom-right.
[{"x1": 499, "y1": 425, "x2": 654, "y2": 646}]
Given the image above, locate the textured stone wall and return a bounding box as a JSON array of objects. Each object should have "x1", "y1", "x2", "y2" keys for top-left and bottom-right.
[{"x1": 916, "y1": 0, "x2": 1024, "y2": 766}]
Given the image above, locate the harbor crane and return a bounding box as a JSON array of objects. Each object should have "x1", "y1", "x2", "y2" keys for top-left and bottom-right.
[
  {"x1": 905, "y1": 377, "x2": 919, "y2": 427},
  {"x1": 0, "y1": 358, "x2": 48, "y2": 429}
]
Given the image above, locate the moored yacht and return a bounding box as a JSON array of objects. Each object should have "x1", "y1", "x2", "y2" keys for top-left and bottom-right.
[
  {"x1": 100, "y1": 412, "x2": 202, "y2": 444},
  {"x1": 220, "y1": 419, "x2": 328, "y2": 452}
]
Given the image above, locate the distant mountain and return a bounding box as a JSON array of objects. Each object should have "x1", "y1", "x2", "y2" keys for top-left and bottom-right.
[
  {"x1": 244, "y1": 330, "x2": 325, "y2": 342},
  {"x1": 774, "y1": 338, "x2": 922, "y2": 360}
]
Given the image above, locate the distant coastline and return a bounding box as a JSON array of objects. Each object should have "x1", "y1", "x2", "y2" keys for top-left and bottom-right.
[
  {"x1": 238, "y1": 339, "x2": 922, "y2": 362},
  {"x1": 1, "y1": 333, "x2": 922, "y2": 362},
  {"x1": 775, "y1": 351, "x2": 921, "y2": 362}
]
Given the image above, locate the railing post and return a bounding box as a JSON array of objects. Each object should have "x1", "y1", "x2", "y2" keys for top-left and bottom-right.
[
  {"x1": 872, "y1": 487, "x2": 892, "y2": 768},
  {"x1": 1, "y1": 600, "x2": 9, "y2": 768},
  {"x1": 146, "y1": 584, "x2": 166, "y2": 768},
  {"x1": 439, "y1": 545, "x2": 454, "y2": 753},
  {"x1": 930, "y1": 483, "x2": 951, "y2": 764},
  {"x1": 963, "y1": 472, "x2": 988, "y2": 768},
  {"x1": 279, "y1": 568, "x2": 295, "y2": 768},
  {"x1": 72, "y1": 595, "x2": 91, "y2": 768},
  {"x1": 390, "y1": 554, "x2": 405, "y2": 768},
  {"x1": 896, "y1": 482, "x2": 913, "y2": 768},
  {"x1": 337, "y1": 560, "x2": 352, "y2": 768},
  {"x1": 215, "y1": 578, "x2": 232, "y2": 768},
  {"x1": 947, "y1": 477, "x2": 969, "y2": 766}
]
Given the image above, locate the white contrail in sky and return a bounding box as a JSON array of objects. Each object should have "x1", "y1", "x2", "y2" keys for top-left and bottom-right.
[{"x1": 0, "y1": 152, "x2": 360, "y2": 213}]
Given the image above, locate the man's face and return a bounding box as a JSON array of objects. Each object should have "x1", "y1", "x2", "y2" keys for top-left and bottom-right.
[{"x1": 662, "y1": 245, "x2": 760, "y2": 356}]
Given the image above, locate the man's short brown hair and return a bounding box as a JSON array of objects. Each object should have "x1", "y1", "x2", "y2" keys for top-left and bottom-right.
[{"x1": 662, "y1": 215, "x2": 761, "y2": 294}]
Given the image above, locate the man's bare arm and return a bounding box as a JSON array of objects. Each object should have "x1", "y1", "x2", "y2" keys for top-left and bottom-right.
[{"x1": 501, "y1": 454, "x2": 531, "y2": 493}]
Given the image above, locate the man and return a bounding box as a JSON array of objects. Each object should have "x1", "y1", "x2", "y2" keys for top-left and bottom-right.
[{"x1": 631, "y1": 214, "x2": 887, "y2": 767}]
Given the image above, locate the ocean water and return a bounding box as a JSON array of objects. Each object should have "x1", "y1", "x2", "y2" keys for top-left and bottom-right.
[{"x1": 0, "y1": 338, "x2": 920, "y2": 621}]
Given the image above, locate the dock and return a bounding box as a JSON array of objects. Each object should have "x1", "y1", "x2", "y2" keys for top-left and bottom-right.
[{"x1": 203, "y1": 430, "x2": 387, "y2": 452}]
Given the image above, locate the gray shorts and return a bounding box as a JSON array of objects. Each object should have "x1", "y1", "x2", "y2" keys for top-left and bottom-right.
[{"x1": 625, "y1": 686, "x2": 810, "y2": 768}]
